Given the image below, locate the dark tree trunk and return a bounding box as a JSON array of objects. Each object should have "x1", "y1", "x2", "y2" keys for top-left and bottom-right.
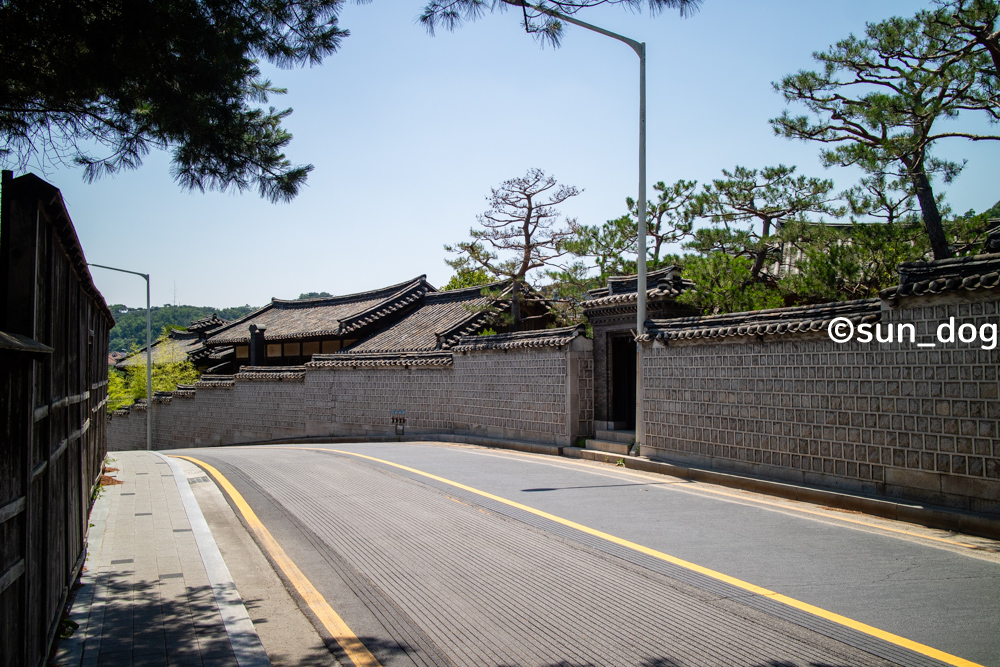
[
  {"x1": 974, "y1": 29, "x2": 1000, "y2": 79},
  {"x1": 511, "y1": 280, "x2": 522, "y2": 330},
  {"x1": 750, "y1": 217, "x2": 772, "y2": 279},
  {"x1": 910, "y1": 170, "x2": 952, "y2": 260}
]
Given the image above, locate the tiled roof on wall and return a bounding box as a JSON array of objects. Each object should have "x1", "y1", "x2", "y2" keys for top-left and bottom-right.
[
  {"x1": 641, "y1": 299, "x2": 881, "y2": 342},
  {"x1": 881, "y1": 253, "x2": 1000, "y2": 301},
  {"x1": 204, "y1": 276, "x2": 434, "y2": 345},
  {"x1": 195, "y1": 374, "x2": 236, "y2": 388},
  {"x1": 450, "y1": 324, "x2": 587, "y2": 351},
  {"x1": 306, "y1": 351, "x2": 454, "y2": 368},
  {"x1": 235, "y1": 366, "x2": 307, "y2": 381}
]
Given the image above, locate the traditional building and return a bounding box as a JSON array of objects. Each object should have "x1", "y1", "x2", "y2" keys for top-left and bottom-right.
[
  {"x1": 202, "y1": 276, "x2": 434, "y2": 370},
  {"x1": 582, "y1": 266, "x2": 698, "y2": 430},
  {"x1": 344, "y1": 281, "x2": 553, "y2": 354},
  {"x1": 201, "y1": 276, "x2": 554, "y2": 372}
]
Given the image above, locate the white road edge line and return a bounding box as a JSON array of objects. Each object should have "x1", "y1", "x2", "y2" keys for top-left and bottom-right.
[{"x1": 156, "y1": 453, "x2": 271, "y2": 667}]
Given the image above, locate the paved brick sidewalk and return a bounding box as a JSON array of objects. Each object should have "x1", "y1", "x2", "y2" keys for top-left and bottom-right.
[{"x1": 53, "y1": 451, "x2": 269, "y2": 667}]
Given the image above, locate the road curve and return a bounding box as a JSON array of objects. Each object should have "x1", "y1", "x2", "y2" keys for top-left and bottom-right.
[{"x1": 174, "y1": 441, "x2": 1000, "y2": 667}]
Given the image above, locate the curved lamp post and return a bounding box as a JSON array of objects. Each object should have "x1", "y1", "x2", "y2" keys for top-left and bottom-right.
[
  {"x1": 534, "y1": 6, "x2": 648, "y2": 452},
  {"x1": 89, "y1": 263, "x2": 152, "y2": 451}
]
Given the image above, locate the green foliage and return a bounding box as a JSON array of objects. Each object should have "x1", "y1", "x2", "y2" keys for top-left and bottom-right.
[
  {"x1": 677, "y1": 254, "x2": 785, "y2": 314},
  {"x1": 771, "y1": 3, "x2": 1000, "y2": 258},
  {"x1": 298, "y1": 292, "x2": 333, "y2": 299},
  {"x1": 108, "y1": 360, "x2": 201, "y2": 413},
  {"x1": 782, "y1": 220, "x2": 928, "y2": 302},
  {"x1": 566, "y1": 179, "x2": 698, "y2": 285},
  {"x1": 442, "y1": 267, "x2": 492, "y2": 290},
  {"x1": 564, "y1": 214, "x2": 638, "y2": 282},
  {"x1": 107, "y1": 368, "x2": 131, "y2": 412},
  {"x1": 0, "y1": 0, "x2": 348, "y2": 201},
  {"x1": 948, "y1": 198, "x2": 1000, "y2": 255},
  {"x1": 108, "y1": 304, "x2": 256, "y2": 353},
  {"x1": 629, "y1": 179, "x2": 699, "y2": 262},
  {"x1": 928, "y1": 1, "x2": 1000, "y2": 86},
  {"x1": 541, "y1": 262, "x2": 601, "y2": 326},
  {"x1": 687, "y1": 165, "x2": 843, "y2": 283}
]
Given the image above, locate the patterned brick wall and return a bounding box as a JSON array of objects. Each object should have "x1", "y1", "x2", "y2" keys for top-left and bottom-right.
[
  {"x1": 108, "y1": 343, "x2": 595, "y2": 451},
  {"x1": 641, "y1": 291, "x2": 1000, "y2": 514}
]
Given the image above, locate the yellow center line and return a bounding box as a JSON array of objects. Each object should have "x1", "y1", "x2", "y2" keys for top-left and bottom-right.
[
  {"x1": 283, "y1": 446, "x2": 982, "y2": 667},
  {"x1": 170, "y1": 455, "x2": 382, "y2": 667},
  {"x1": 267, "y1": 442, "x2": 992, "y2": 554},
  {"x1": 448, "y1": 443, "x2": 993, "y2": 552}
]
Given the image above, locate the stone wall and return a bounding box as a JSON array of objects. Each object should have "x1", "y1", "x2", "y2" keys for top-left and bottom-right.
[
  {"x1": 108, "y1": 336, "x2": 594, "y2": 451},
  {"x1": 641, "y1": 289, "x2": 1000, "y2": 514}
]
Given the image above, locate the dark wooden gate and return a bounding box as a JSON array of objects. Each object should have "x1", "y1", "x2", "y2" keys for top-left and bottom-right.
[{"x1": 0, "y1": 171, "x2": 114, "y2": 667}]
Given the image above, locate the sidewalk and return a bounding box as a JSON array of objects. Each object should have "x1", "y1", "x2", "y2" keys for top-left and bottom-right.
[{"x1": 53, "y1": 451, "x2": 270, "y2": 667}]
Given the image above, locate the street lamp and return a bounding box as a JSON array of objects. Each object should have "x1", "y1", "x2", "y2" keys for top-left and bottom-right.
[
  {"x1": 89, "y1": 263, "x2": 152, "y2": 452},
  {"x1": 535, "y1": 7, "x2": 648, "y2": 453}
]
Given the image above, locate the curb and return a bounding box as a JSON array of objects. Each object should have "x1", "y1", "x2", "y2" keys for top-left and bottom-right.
[{"x1": 155, "y1": 453, "x2": 271, "y2": 667}]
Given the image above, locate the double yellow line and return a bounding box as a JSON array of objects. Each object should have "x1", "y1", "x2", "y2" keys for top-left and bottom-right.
[
  {"x1": 172, "y1": 455, "x2": 382, "y2": 667},
  {"x1": 178, "y1": 448, "x2": 983, "y2": 667}
]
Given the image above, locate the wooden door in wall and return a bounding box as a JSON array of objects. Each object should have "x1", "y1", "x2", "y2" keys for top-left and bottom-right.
[{"x1": 609, "y1": 335, "x2": 636, "y2": 428}]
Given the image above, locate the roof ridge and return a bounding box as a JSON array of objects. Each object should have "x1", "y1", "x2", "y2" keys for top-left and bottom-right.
[
  {"x1": 271, "y1": 275, "x2": 430, "y2": 307},
  {"x1": 430, "y1": 281, "x2": 508, "y2": 298},
  {"x1": 432, "y1": 289, "x2": 509, "y2": 344},
  {"x1": 335, "y1": 278, "x2": 433, "y2": 335},
  {"x1": 203, "y1": 276, "x2": 433, "y2": 345}
]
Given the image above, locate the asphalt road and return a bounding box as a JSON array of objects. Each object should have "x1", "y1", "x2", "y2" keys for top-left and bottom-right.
[{"x1": 174, "y1": 441, "x2": 1000, "y2": 667}]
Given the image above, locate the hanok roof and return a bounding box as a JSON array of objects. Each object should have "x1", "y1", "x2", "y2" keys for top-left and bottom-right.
[
  {"x1": 881, "y1": 253, "x2": 1000, "y2": 301},
  {"x1": 639, "y1": 299, "x2": 881, "y2": 342},
  {"x1": 116, "y1": 330, "x2": 205, "y2": 369},
  {"x1": 188, "y1": 313, "x2": 228, "y2": 334},
  {"x1": 204, "y1": 276, "x2": 434, "y2": 345},
  {"x1": 583, "y1": 266, "x2": 694, "y2": 310},
  {"x1": 343, "y1": 282, "x2": 510, "y2": 354}
]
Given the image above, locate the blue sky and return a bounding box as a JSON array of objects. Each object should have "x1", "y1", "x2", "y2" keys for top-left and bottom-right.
[{"x1": 36, "y1": 0, "x2": 999, "y2": 309}]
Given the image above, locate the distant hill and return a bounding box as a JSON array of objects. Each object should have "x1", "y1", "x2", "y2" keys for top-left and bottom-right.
[{"x1": 108, "y1": 304, "x2": 258, "y2": 353}]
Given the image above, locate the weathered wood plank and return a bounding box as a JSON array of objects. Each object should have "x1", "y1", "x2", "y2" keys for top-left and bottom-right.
[{"x1": 0, "y1": 172, "x2": 112, "y2": 667}]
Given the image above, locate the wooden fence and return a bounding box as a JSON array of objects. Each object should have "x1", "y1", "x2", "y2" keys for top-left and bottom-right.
[{"x1": 0, "y1": 171, "x2": 114, "y2": 667}]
